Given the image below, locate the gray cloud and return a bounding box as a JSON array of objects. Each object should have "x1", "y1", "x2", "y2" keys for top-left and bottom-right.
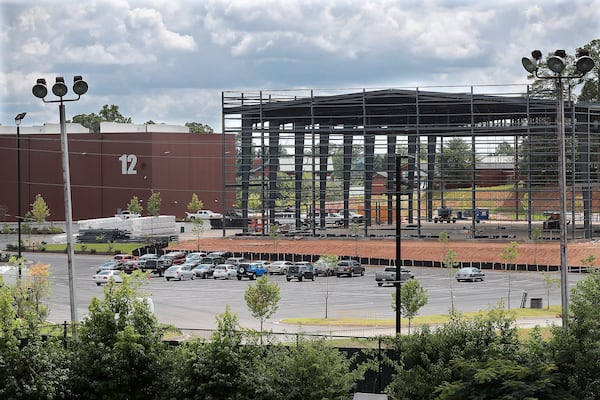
[{"x1": 1, "y1": 0, "x2": 599, "y2": 131}]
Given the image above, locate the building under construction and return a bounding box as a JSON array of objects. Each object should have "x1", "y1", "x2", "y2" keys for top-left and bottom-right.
[{"x1": 222, "y1": 85, "x2": 600, "y2": 240}]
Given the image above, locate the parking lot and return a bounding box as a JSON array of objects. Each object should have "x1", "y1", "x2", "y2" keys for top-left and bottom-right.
[{"x1": 26, "y1": 252, "x2": 584, "y2": 337}]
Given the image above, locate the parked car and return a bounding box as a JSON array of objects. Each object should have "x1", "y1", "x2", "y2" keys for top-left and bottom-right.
[
  {"x1": 164, "y1": 265, "x2": 195, "y2": 281},
  {"x1": 303, "y1": 211, "x2": 344, "y2": 226},
  {"x1": 268, "y1": 260, "x2": 293, "y2": 275},
  {"x1": 237, "y1": 262, "x2": 268, "y2": 280},
  {"x1": 121, "y1": 261, "x2": 139, "y2": 274},
  {"x1": 456, "y1": 267, "x2": 485, "y2": 282},
  {"x1": 96, "y1": 260, "x2": 120, "y2": 273},
  {"x1": 335, "y1": 259, "x2": 365, "y2": 277},
  {"x1": 92, "y1": 270, "x2": 123, "y2": 286},
  {"x1": 113, "y1": 254, "x2": 135, "y2": 264},
  {"x1": 185, "y1": 252, "x2": 206, "y2": 264},
  {"x1": 314, "y1": 257, "x2": 336, "y2": 276},
  {"x1": 141, "y1": 257, "x2": 172, "y2": 277},
  {"x1": 348, "y1": 211, "x2": 365, "y2": 223},
  {"x1": 286, "y1": 262, "x2": 316, "y2": 282},
  {"x1": 192, "y1": 263, "x2": 216, "y2": 279},
  {"x1": 162, "y1": 251, "x2": 187, "y2": 265},
  {"x1": 375, "y1": 266, "x2": 414, "y2": 286},
  {"x1": 199, "y1": 254, "x2": 227, "y2": 266},
  {"x1": 226, "y1": 257, "x2": 246, "y2": 266},
  {"x1": 137, "y1": 253, "x2": 158, "y2": 269},
  {"x1": 115, "y1": 210, "x2": 141, "y2": 219},
  {"x1": 213, "y1": 264, "x2": 238, "y2": 280}
]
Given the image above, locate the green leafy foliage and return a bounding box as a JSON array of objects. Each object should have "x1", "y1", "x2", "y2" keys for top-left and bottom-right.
[
  {"x1": 147, "y1": 192, "x2": 161, "y2": 216},
  {"x1": 69, "y1": 273, "x2": 166, "y2": 399},
  {"x1": 244, "y1": 276, "x2": 280, "y2": 336}
]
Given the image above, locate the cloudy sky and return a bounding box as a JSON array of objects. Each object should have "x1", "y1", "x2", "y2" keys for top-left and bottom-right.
[{"x1": 1, "y1": 0, "x2": 599, "y2": 131}]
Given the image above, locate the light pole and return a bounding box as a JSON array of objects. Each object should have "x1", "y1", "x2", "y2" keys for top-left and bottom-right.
[
  {"x1": 395, "y1": 154, "x2": 402, "y2": 334},
  {"x1": 522, "y1": 48, "x2": 595, "y2": 330},
  {"x1": 14, "y1": 112, "x2": 26, "y2": 275},
  {"x1": 32, "y1": 76, "x2": 88, "y2": 332}
]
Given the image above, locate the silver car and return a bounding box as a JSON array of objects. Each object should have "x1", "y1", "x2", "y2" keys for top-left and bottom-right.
[
  {"x1": 456, "y1": 267, "x2": 485, "y2": 282},
  {"x1": 268, "y1": 260, "x2": 293, "y2": 275},
  {"x1": 164, "y1": 265, "x2": 195, "y2": 281}
]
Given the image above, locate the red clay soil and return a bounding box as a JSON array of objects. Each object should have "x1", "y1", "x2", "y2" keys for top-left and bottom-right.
[{"x1": 174, "y1": 236, "x2": 600, "y2": 268}]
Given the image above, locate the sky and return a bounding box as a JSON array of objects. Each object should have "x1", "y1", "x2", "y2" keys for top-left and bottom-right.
[{"x1": 1, "y1": 0, "x2": 599, "y2": 132}]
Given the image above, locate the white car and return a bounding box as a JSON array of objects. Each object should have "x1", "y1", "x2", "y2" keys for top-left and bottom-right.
[
  {"x1": 92, "y1": 270, "x2": 123, "y2": 286},
  {"x1": 164, "y1": 265, "x2": 195, "y2": 281},
  {"x1": 212, "y1": 264, "x2": 237, "y2": 280},
  {"x1": 268, "y1": 260, "x2": 293, "y2": 275}
]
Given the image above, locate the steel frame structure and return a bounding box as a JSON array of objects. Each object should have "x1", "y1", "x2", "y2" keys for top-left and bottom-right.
[{"x1": 222, "y1": 85, "x2": 600, "y2": 239}]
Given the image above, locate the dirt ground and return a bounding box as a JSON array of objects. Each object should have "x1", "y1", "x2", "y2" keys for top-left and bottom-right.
[{"x1": 175, "y1": 235, "x2": 600, "y2": 268}]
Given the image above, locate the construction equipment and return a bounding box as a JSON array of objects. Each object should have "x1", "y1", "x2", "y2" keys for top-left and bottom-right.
[
  {"x1": 543, "y1": 212, "x2": 561, "y2": 230},
  {"x1": 433, "y1": 206, "x2": 457, "y2": 223}
]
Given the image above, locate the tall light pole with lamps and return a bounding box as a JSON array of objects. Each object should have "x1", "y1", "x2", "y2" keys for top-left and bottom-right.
[
  {"x1": 32, "y1": 76, "x2": 89, "y2": 332},
  {"x1": 14, "y1": 112, "x2": 26, "y2": 276},
  {"x1": 521, "y1": 48, "x2": 595, "y2": 329}
]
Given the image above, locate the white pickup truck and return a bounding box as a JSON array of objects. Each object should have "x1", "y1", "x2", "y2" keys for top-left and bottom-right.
[
  {"x1": 375, "y1": 266, "x2": 415, "y2": 286},
  {"x1": 185, "y1": 209, "x2": 223, "y2": 220},
  {"x1": 115, "y1": 210, "x2": 141, "y2": 219}
]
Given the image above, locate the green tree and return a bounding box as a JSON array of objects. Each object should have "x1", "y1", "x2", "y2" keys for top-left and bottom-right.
[
  {"x1": 437, "y1": 138, "x2": 473, "y2": 189},
  {"x1": 531, "y1": 226, "x2": 542, "y2": 269},
  {"x1": 440, "y1": 231, "x2": 459, "y2": 315},
  {"x1": 385, "y1": 308, "x2": 524, "y2": 400},
  {"x1": 392, "y1": 278, "x2": 428, "y2": 333},
  {"x1": 316, "y1": 254, "x2": 338, "y2": 318},
  {"x1": 494, "y1": 141, "x2": 515, "y2": 156},
  {"x1": 164, "y1": 306, "x2": 258, "y2": 400},
  {"x1": 187, "y1": 193, "x2": 204, "y2": 214},
  {"x1": 0, "y1": 262, "x2": 71, "y2": 399},
  {"x1": 257, "y1": 338, "x2": 364, "y2": 400},
  {"x1": 244, "y1": 276, "x2": 280, "y2": 339},
  {"x1": 147, "y1": 192, "x2": 161, "y2": 216},
  {"x1": 69, "y1": 272, "x2": 166, "y2": 399},
  {"x1": 500, "y1": 241, "x2": 519, "y2": 310},
  {"x1": 72, "y1": 104, "x2": 132, "y2": 132},
  {"x1": 127, "y1": 195, "x2": 143, "y2": 215},
  {"x1": 542, "y1": 272, "x2": 561, "y2": 310},
  {"x1": 30, "y1": 194, "x2": 50, "y2": 226},
  {"x1": 269, "y1": 222, "x2": 280, "y2": 253},
  {"x1": 192, "y1": 218, "x2": 204, "y2": 252},
  {"x1": 185, "y1": 121, "x2": 214, "y2": 133},
  {"x1": 349, "y1": 222, "x2": 361, "y2": 257},
  {"x1": 549, "y1": 271, "x2": 600, "y2": 399}
]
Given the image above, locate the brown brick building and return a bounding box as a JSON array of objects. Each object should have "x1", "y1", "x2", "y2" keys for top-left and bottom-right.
[{"x1": 0, "y1": 123, "x2": 235, "y2": 221}]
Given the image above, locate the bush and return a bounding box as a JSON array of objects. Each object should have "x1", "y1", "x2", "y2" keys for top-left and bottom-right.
[{"x1": 48, "y1": 226, "x2": 63, "y2": 234}]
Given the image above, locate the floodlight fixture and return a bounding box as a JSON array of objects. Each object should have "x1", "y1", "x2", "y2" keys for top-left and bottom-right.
[
  {"x1": 52, "y1": 76, "x2": 68, "y2": 97},
  {"x1": 15, "y1": 112, "x2": 26, "y2": 124},
  {"x1": 575, "y1": 49, "x2": 595, "y2": 74},
  {"x1": 73, "y1": 75, "x2": 88, "y2": 96},
  {"x1": 32, "y1": 78, "x2": 48, "y2": 99},
  {"x1": 547, "y1": 49, "x2": 566, "y2": 73}
]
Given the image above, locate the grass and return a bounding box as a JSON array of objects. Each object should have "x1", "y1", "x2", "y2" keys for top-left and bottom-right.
[
  {"x1": 281, "y1": 305, "x2": 562, "y2": 328},
  {"x1": 41, "y1": 242, "x2": 169, "y2": 254}
]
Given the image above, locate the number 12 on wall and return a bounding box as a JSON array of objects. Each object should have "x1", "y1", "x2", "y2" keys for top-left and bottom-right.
[{"x1": 119, "y1": 154, "x2": 138, "y2": 175}]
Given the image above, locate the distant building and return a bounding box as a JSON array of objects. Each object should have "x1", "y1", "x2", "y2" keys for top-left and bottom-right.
[{"x1": 0, "y1": 122, "x2": 235, "y2": 221}]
